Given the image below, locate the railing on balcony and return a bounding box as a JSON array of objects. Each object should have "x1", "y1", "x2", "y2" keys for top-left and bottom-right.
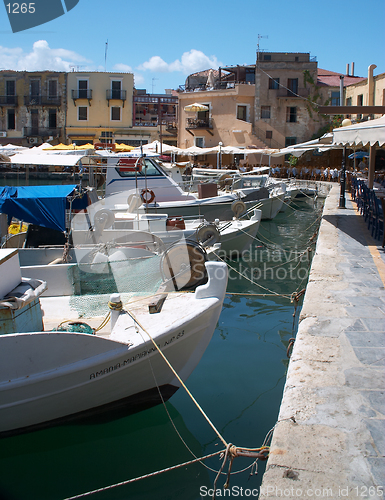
[
  {"x1": 186, "y1": 117, "x2": 213, "y2": 129},
  {"x1": 106, "y1": 89, "x2": 127, "y2": 103},
  {"x1": 0, "y1": 95, "x2": 18, "y2": 106},
  {"x1": 24, "y1": 95, "x2": 41, "y2": 106},
  {"x1": 71, "y1": 89, "x2": 93, "y2": 100},
  {"x1": 24, "y1": 127, "x2": 62, "y2": 137},
  {"x1": 24, "y1": 95, "x2": 62, "y2": 106},
  {"x1": 276, "y1": 88, "x2": 310, "y2": 99}
]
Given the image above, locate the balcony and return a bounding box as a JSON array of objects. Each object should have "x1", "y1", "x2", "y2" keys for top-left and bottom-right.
[
  {"x1": 71, "y1": 89, "x2": 93, "y2": 104},
  {"x1": 106, "y1": 89, "x2": 127, "y2": 106},
  {"x1": 277, "y1": 88, "x2": 310, "y2": 99},
  {"x1": 186, "y1": 117, "x2": 213, "y2": 129},
  {"x1": 0, "y1": 95, "x2": 18, "y2": 106},
  {"x1": 24, "y1": 95, "x2": 62, "y2": 106},
  {"x1": 24, "y1": 127, "x2": 62, "y2": 137}
]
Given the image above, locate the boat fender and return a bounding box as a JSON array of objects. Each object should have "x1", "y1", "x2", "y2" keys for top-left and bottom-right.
[
  {"x1": 231, "y1": 200, "x2": 246, "y2": 218},
  {"x1": 127, "y1": 193, "x2": 142, "y2": 212},
  {"x1": 140, "y1": 188, "x2": 155, "y2": 204}
]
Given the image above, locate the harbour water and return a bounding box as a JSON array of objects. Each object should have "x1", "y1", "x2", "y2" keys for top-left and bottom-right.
[{"x1": 0, "y1": 186, "x2": 324, "y2": 500}]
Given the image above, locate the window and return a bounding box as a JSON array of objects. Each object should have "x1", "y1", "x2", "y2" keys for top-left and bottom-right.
[
  {"x1": 245, "y1": 69, "x2": 255, "y2": 84},
  {"x1": 285, "y1": 137, "x2": 297, "y2": 147},
  {"x1": 48, "y1": 109, "x2": 57, "y2": 129},
  {"x1": 237, "y1": 105, "x2": 247, "y2": 121},
  {"x1": 266, "y1": 131, "x2": 272, "y2": 139},
  {"x1": 263, "y1": 55, "x2": 271, "y2": 61},
  {"x1": 287, "y1": 78, "x2": 298, "y2": 96},
  {"x1": 5, "y1": 81, "x2": 16, "y2": 105},
  {"x1": 197, "y1": 105, "x2": 210, "y2": 121},
  {"x1": 111, "y1": 80, "x2": 122, "y2": 99},
  {"x1": 78, "y1": 106, "x2": 88, "y2": 121},
  {"x1": 7, "y1": 109, "x2": 15, "y2": 130},
  {"x1": 48, "y1": 80, "x2": 57, "y2": 98},
  {"x1": 115, "y1": 158, "x2": 163, "y2": 178},
  {"x1": 261, "y1": 106, "x2": 271, "y2": 119},
  {"x1": 286, "y1": 107, "x2": 297, "y2": 122},
  {"x1": 269, "y1": 77, "x2": 279, "y2": 90},
  {"x1": 78, "y1": 80, "x2": 88, "y2": 99},
  {"x1": 195, "y1": 137, "x2": 205, "y2": 148},
  {"x1": 30, "y1": 79, "x2": 40, "y2": 97},
  {"x1": 357, "y1": 94, "x2": 363, "y2": 106},
  {"x1": 331, "y1": 91, "x2": 340, "y2": 106},
  {"x1": 101, "y1": 131, "x2": 113, "y2": 138},
  {"x1": 346, "y1": 97, "x2": 352, "y2": 106},
  {"x1": 111, "y1": 107, "x2": 121, "y2": 121}
]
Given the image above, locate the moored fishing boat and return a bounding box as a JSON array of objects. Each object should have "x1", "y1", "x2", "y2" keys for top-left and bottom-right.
[{"x1": 0, "y1": 239, "x2": 228, "y2": 436}]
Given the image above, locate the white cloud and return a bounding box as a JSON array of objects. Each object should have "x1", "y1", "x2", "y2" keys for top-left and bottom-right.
[
  {"x1": 138, "y1": 49, "x2": 221, "y2": 74},
  {"x1": 113, "y1": 63, "x2": 133, "y2": 72},
  {"x1": 0, "y1": 40, "x2": 90, "y2": 72},
  {"x1": 138, "y1": 56, "x2": 169, "y2": 73}
]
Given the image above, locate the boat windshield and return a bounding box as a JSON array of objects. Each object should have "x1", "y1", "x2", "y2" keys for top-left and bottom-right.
[{"x1": 115, "y1": 158, "x2": 164, "y2": 178}]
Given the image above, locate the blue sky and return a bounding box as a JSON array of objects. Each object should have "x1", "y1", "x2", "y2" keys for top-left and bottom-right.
[{"x1": 1, "y1": 0, "x2": 384, "y2": 93}]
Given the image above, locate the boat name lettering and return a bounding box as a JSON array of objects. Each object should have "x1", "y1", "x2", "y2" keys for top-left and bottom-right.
[
  {"x1": 89, "y1": 331, "x2": 185, "y2": 379},
  {"x1": 163, "y1": 330, "x2": 184, "y2": 347}
]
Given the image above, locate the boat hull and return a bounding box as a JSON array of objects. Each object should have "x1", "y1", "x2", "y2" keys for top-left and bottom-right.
[{"x1": 0, "y1": 262, "x2": 228, "y2": 435}]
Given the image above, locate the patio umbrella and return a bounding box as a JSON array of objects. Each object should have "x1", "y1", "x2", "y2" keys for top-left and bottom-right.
[
  {"x1": 348, "y1": 151, "x2": 369, "y2": 159},
  {"x1": 184, "y1": 103, "x2": 209, "y2": 112}
]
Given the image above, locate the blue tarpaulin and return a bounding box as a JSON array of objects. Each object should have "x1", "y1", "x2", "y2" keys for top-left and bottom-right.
[{"x1": 0, "y1": 185, "x2": 88, "y2": 232}]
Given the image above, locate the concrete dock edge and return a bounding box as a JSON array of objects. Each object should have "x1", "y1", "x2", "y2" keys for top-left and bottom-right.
[{"x1": 260, "y1": 185, "x2": 385, "y2": 499}]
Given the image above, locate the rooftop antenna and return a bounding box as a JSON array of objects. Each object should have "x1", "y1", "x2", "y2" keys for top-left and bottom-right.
[
  {"x1": 151, "y1": 77, "x2": 158, "y2": 94},
  {"x1": 256, "y1": 34, "x2": 268, "y2": 62},
  {"x1": 104, "y1": 40, "x2": 108, "y2": 72}
]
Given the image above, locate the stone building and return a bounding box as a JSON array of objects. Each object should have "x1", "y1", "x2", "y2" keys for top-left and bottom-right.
[{"x1": 0, "y1": 70, "x2": 66, "y2": 146}]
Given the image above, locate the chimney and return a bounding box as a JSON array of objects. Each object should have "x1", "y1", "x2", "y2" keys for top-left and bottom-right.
[
  {"x1": 346, "y1": 63, "x2": 350, "y2": 75},
  {"x1": 351, "y1": 62, "x2": 354, "y2": 76}
]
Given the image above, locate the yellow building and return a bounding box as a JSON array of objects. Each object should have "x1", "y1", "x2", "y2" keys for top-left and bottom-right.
[
  {"x1": 65, "y1": 71, "x2": 134, "y2": 146},
  {"x1": 344, "y1": 64, "x2": 385, "y2": 120}
]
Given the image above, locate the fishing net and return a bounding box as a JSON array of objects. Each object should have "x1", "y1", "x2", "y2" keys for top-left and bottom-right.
[{"x1": 67, "y1": 254, "x2": 164, "y2": 317}]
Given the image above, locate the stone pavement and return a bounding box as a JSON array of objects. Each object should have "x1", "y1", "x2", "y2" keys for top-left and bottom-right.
[{"x1": 260, "y1": 185, "x2": 385, "y2": 500}]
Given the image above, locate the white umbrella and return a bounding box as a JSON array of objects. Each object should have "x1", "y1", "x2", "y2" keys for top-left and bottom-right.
[{"x1": 184, "y1": 103, "x2": 209, "y2": 112}]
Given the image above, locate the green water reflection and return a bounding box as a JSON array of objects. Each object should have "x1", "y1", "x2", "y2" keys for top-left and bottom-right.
[{"x1": 0, "y1": 198, "x2": 324, "y2": 500}]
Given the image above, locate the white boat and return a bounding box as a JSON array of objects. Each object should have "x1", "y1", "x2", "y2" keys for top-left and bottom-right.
[
  {"x1": 0, "y1": 242, "x2": 228, "y2": 436},
  {"x1": 73, "y1": 196, "x2": 262, "y2": 259},
  {"x1": 102, "y1": 155, "x2": 265, "y2": 220}
]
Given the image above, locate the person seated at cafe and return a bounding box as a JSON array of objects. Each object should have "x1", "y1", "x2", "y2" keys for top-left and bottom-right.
[{"x1": 358, "y1": 157, "x2": 367, "y2": 171}]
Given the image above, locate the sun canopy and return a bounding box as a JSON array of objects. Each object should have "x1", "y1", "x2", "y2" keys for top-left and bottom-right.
[
  {"x1": 0, "y1": 185, "x2": 88, "y2": 232},
  {"x1": 10, "y1": 153, "x2": 89, "y2": 166},
  {"x1": 333, "y1": 115, "x2": 385, "y2": 147}
]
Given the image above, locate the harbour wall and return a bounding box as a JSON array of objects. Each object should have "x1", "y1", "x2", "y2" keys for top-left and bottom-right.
[{"x1": 259, "y1": 184, "x2": 385, "y2": 499}]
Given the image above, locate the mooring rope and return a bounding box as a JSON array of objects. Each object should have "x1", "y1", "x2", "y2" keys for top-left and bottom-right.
[
  {"x1": 62, "y1": 450, "x2": 226, "y2": 500},
  {"x1": 124, "y1": 307, "x2": 229, "y2": 448}
]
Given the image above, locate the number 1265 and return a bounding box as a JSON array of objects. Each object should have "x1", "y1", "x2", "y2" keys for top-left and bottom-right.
[{"x1": 6, "y1": 3, "x2": 36, "y2": 14}]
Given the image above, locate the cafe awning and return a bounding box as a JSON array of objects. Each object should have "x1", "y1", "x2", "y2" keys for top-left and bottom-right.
[{"x1": 333, "y1": 115, "x2": 385, "y2": 147}]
